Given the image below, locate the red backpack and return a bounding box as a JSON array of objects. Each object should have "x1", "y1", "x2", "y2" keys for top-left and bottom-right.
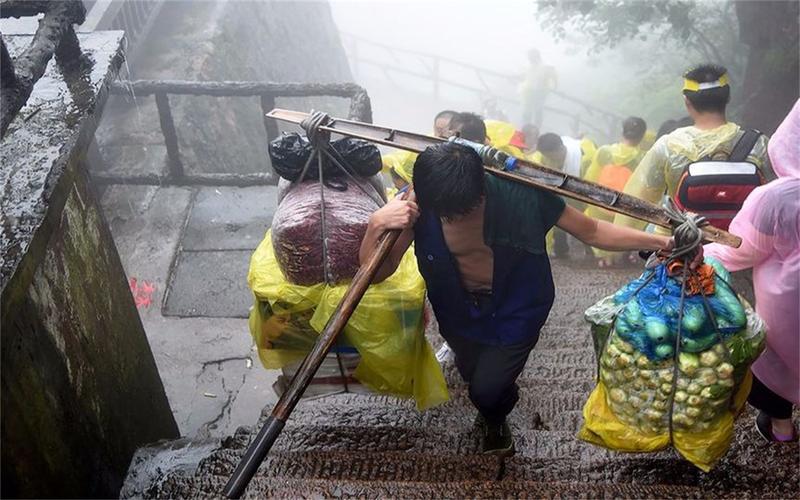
[{"x1": 673, "y1": 129, "x2": 765, "y2": 231}]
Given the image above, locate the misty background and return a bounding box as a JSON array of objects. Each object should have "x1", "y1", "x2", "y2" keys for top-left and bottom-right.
[{"x1": 330, "y1": 0, "x2": 798, "y2": 142}]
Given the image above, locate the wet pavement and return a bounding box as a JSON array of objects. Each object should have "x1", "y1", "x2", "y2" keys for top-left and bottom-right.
[
  {"x1": 122, "y1": 255, "x2": 800, "y2": 498},
  {"x1": 99, "y1": 183, "x2": 280, "y2": 438}
]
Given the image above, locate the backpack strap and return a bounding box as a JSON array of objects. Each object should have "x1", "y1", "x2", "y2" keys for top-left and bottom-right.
[{"x1": 728, "y1": 129, "x2": 762, "y2": 162}]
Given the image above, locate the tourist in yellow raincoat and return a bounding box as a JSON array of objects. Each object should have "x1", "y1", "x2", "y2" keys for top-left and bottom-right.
[
  {"x1": 614, "y1": 65, "x2": 774, "y2": 234},
  {"x1": 485, "y1": 119, "x2": 534, "y2": 159},
  {"x1": 584, "y1": 117, "x2": 647, "y2": 266}
]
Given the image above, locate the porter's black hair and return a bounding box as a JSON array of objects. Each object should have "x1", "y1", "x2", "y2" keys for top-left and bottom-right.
[
  {"x1": 683, "y1": 64, "x2": 730, "y2": 114},
  {"x1": 412, "y1": 142, "x2": 485, "y2": 220},
  {"x1": 449, "y1": 112, "x2": 487, "y2": 143},
  {"x1": 622, "y1": 116, "x2": 647, "y2": 143},
  {"x1": 536, "y1": 133, "x2": 563, "y2": 153}
]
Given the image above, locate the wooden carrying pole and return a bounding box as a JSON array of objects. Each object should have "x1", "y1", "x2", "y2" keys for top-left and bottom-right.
[
  {"x1": 222, "y1": 198, "x2": 409, "y2": 498},
  {"x1": 266, "y1": 108, "x2": 741, "y2": 248}
]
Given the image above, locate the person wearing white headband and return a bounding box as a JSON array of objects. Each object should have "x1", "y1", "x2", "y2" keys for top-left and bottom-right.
[{"x1": 614, "y1": 64, "x2": 776, "y2": 235}]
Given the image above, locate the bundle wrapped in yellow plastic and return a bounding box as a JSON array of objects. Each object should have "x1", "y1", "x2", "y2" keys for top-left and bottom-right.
[
  {"x1": 579, "y1": 257, "x2": 766, "y2": 471},
  {"x1": 248, "y1": 231, "x2": 449, "y2": 410}
]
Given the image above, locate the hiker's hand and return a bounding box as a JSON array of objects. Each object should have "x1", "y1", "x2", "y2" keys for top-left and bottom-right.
[{"x1": 371, "y1": 197, "x2": 419, "y2": 231}]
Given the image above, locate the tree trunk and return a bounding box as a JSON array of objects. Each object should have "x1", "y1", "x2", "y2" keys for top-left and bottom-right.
[{"x1": 735, "y1": 0, "x2": 799, "y2": 134}]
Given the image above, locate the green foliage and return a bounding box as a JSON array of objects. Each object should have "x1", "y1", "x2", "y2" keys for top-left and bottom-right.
[
  {"x1": 537, "y1": 1, "x2": 740, "y2": 61},
  {"x1": 535, "y1": 0, "x2": 750, "y2": 129}
]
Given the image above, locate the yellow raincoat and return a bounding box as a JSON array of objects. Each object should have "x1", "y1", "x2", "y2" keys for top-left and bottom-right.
[
  {"x1": 485, "y1": 120, "x2": 531, "y2": 159},
  {"x1": 584, "y1": 143, "x2": 645, "y2": 219},
  {"x1": 580, "y1": 137, "x2": 598, "y2": 178},
  {"x1": 583, "y1": 143, "x2": 644, "y2": 259},
  {"x1": 614, "y1": 123, "x2": 773, "y2": 234},
  {"x1": 638, "y1": 130, "x2": 657, "y2": 153},
  {"x1": 382, "y1": 150, "x2": 417, "y2": 186}
]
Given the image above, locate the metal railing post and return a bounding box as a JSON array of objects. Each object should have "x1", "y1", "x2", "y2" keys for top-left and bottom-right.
[{"x1": 154, "y1": 92, "x2": 184, "y2": 181}]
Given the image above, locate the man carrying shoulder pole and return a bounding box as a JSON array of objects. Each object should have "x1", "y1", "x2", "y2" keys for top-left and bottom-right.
[{"x1": 360, "y1": 142, "x2": 701, "y2": 455}]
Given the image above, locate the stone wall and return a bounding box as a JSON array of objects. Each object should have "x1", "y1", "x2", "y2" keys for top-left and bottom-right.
[
  {"x1": 2, "y1": 166, "x2": 179, "y2": 497},
  {"x1": 1, "y1": 31, "x2": 178, "y2": 498}
]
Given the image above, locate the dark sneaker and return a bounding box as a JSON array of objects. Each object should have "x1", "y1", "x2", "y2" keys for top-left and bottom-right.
[
  {"x1": 755, "y1": 411, "x2": 799, "y2": 443},
  {"x1": 482, "y1": 421, "x2": 515, "y2": 457}
]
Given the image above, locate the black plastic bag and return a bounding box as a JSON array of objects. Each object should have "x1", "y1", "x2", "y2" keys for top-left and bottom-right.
[{"x1": 268, "y1": 133, "x2": 382, "y2": 182}]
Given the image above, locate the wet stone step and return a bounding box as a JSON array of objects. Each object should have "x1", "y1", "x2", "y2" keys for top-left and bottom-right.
[
  {"x1": 150, "y1": 475, "x2": 706, "y2": 499},
  {"x1": 438, "y1": 358, "x2": 596, "y2": 384},
  {"x1": 505, "y1": 455, "x2": 704, "y2": 486},
  {"x1": 267, "y1": 425, "x2": 592, "y2": 458},
  {"x1": 209, "y1": 432, "x2": 672, "y2": 477},
  {"x1": 197, "y1": 449, "x2": 506, "y2": 482},
  {"x1": 285, "y1": 390, "x2": 589, "y2": 428},
  {"x1": 527, "y1": 329, "x2": 595, "y2": 350}
]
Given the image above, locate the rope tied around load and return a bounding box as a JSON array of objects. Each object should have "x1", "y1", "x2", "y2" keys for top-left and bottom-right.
[
  {"x1": 292, "y1": 111, "x2": 385, "y2": 285},
  {"x1": 296, "y1": 111, "x2": 377, "y2": 389},
  {"x1": 664, "y1": 198, "x2": 709, "y2": 263},
  {"x1": 300, "y1": 110, "x2": 333, "y2": 150}
]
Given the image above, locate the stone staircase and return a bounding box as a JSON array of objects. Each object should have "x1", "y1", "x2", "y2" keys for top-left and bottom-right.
[{"x1": 126, "y1": 260, "x2": 799, "y2": 498}]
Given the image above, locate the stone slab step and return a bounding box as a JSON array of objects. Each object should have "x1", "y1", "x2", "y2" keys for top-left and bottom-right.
[
  {"x1": 441, "y1": 363, "x2": 595, "y2": 384},
  {"x1": 151, "y1": 475, "x2": 709, "y2": 499},
  {"x1": 285, "y1": 390, "x2": 589, "y2": 427},
  {"x1": 197, "y1": 448, "x2": 506, "y2": 482},
  {"x1": 195, "y1": 439, "x2": 693, "y2": 483}
]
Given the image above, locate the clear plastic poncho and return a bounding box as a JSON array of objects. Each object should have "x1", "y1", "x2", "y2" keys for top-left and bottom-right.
[{"x1": 614, "y1": 123, "x2": 774, "y2": 233}]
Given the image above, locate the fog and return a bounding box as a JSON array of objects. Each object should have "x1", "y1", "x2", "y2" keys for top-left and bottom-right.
[{"x1": 329, "y1": 0, "x2": 688, "y2": 142}]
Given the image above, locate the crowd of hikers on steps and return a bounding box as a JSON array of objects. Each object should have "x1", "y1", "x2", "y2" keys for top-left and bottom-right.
[{"x1": 371, "y1": 62, "x2": 798, "y2": 458}]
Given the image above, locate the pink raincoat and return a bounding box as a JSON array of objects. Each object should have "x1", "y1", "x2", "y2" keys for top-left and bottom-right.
[{"x1": 705, "y1": 99, "x2": 800, "y2": 405}]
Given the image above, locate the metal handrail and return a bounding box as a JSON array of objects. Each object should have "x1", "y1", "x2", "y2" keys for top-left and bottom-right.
[
  {"x1": 94, "y1": 80, "x2": 373, "y2": 187},
  {"x1": 340, "y1": 31, "x2": 622, "y2": 139}
]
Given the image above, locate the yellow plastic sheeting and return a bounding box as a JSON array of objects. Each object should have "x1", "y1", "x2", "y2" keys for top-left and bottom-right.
[
  {"x1": 248, "y1": 232, "x2": 449, "y2": 410},
  {"x1": 579, "y1": 372, "x2": 753, "y2": 472},
  {"x1": 579, "y1": 381, "x2": 671, "y2": 453},
  {"x1": 614, "y1": 123, "x2": 774, "y2": 232}
]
